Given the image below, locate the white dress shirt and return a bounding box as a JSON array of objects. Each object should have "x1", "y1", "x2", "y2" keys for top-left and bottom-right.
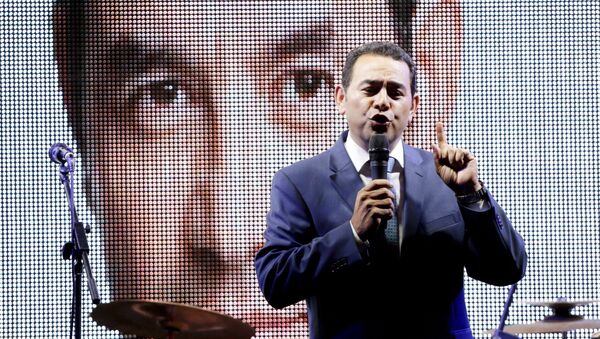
[{"x1": 344, "y1": 132, "x2": 404, "y2": 246}]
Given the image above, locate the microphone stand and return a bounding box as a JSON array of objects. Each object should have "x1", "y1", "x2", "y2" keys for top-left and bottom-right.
[{"x1": 57, "y1": 155, "x2": 100, "y2": 339}]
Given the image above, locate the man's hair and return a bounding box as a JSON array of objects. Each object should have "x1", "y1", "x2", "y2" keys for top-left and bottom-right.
[{"x1": 341, "y1": 41, "x2": 417, "y2": 96}]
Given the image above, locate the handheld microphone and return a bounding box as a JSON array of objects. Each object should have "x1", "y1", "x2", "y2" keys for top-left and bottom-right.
[
  {"x1": 368, "y1": 133, "x2": 390, "y2": 231},
  {"x1": 368, "y1": 133, "x2": 389, "y2": 180},
  {"x1": 48, "y1": 143, "x2": 74, "y2": 164}
]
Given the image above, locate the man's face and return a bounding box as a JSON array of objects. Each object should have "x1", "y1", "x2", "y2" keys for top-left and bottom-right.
[
  {"x1": 76, "y1": 0, "x2": 401, "y2": 334},
  {"x1": 337, "y1": 54, "x2": 419, "y2": 150}
]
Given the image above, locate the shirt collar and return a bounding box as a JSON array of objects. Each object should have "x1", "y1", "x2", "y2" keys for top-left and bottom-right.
[{"x1": 344, "y1": 131, "x2": 404, "y2": 173}]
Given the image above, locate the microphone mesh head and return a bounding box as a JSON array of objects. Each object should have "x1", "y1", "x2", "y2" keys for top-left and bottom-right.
[
  {"x1": 368, "y1": 133, "x2": 389, "y2": 151},
  {"x1": 368, "y1": 133, "x2": 389, "y2": 160}
]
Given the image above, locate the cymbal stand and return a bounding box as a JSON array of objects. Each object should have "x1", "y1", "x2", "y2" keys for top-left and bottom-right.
[
  {"x1": 57, "y1": 156, "x2": 101, "y2": 338},
  {"x1": 492, "y1": 284, "x2": 521, "y2": 339}
]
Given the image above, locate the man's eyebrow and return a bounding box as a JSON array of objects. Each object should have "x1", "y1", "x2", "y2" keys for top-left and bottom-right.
[
  {"x1": 103, "y1": 36, "x2": 188, "y2": 78},
  {"x1": 359, "y1": 80, "x2": 405, "y2": 89}
]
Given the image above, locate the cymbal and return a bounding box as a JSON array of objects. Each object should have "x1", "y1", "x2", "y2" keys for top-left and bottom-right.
[
  {"x1": 483, "y1": 318, "x2": 600, "y2": 335},
  {"x1": 518, "y1": 299, "x2": 600, "y2": 310},
  {"x1": 518, "y1": 299, "x2": 600, "y2": 321},
  {"x1": 495, "y1": 319, "x2": 600, "y2": 334},
  {"x1": 483, "y1": 299, "x2": 600, "y2": 335},
  {"x1": 90, "y1": 300, "x2": 255, "y2": 339}
]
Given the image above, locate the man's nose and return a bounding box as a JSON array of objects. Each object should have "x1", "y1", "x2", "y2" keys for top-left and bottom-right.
[{"x1": 373, "y1": 88, "x2": 390, "y2": 112}]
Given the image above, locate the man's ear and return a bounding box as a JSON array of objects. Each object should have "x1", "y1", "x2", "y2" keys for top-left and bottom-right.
[
  {"x1": 405, "y1": 93, "x2": 420, "y2": 128},
  {"x1": 409, "y1": 93, "x2": 420, "y2": 118},
  {"x1": 334, "y1": 84, "x2": 346, "y2": 116},
  {"x1": 409, "y1": 0, "x2": 462, "y2": 147}
]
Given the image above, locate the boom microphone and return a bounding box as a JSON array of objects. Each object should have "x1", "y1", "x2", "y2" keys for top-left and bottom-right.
[{"x1": 48, "y1": 143, "x2": 74, "y2": 164}]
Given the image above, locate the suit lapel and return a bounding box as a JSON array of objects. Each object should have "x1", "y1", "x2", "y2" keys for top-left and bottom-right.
[
  {"x1": 326, "y1": 134, "x2": 428, "y2": 238},
  {"x1": 329, "y1": 131, "x2": 365, "y2": 211},
  {"x1": 401, "y1": 144, "x2": 425, "y2": 239}
]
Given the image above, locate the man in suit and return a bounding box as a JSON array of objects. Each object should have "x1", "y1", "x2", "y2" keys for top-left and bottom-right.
[{"x1": 255, "y1": 42, "x2": 527, "y2": 338}]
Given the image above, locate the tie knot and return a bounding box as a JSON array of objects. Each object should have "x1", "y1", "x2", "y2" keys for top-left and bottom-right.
[{"x1": 359, "y1": 158, "x2": 402, "y2": 177}]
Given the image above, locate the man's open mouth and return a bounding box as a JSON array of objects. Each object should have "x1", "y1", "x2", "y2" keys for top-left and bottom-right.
[
  {"x1": 369, "y1": 114, "x2": 391, "y2": 132},
  {"x1": 370, "y1": 114, "x2": 390, "y2": 124}
]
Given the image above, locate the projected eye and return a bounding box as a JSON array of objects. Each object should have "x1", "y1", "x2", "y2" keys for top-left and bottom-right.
[
  {"x1": 140, "y1": 81, "x2": 186, "y2": 108},
  {"x1": 273, "y1": 66, "x2": 333, "y2": 105},
  {"x1": 266, "y1": 56, "x2": 338, "y2": 137},
  {"x1": 129, "y1": 78, "x2": 194, "y2": 134},
  {"x1": 147, "y1": 81, "x2": 183, "y2": 105},
  {"x1": 283, "y1": 69, "x2": 333, "y2": 101}
]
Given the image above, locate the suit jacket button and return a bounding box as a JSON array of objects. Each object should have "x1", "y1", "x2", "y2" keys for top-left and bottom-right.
[
  {"x1": 496, "y1": 215, "x2": 504, "y2": 229},
  {"x1": 330, "y1": 258, "x2": 348, "y2": 273}
]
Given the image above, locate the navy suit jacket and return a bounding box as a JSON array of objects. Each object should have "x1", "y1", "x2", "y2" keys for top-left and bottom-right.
[{"x1": 255, "y1": 131, "x2": 527, "y2": 339}]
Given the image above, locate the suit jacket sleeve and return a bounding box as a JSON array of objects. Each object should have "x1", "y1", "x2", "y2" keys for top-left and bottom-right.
[
  {"x1": 461, "y1": 192, "x2": 527, "y2": 285},
  {"x1": 254, "y1": 169, "x2": 365, "y2": 309}
]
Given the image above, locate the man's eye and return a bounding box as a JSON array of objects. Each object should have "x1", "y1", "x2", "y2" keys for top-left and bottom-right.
[
  {"x1": 387, "y1": 87, "x2": 404, "y2": 99},
  {"x1": 363, "y1": 87, "x2": 378, "y2": 96},
  {"x1": 283, "y1": 70, "x2": 332, "y2": 101}
]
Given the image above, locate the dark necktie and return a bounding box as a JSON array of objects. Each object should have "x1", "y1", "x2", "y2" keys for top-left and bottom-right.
[{"x1": 359, "y1": 158, "x2": 403, "y2": 255}]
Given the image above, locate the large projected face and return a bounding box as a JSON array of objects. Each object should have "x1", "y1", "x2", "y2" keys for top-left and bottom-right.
[{"x1": 55, "y1": 0, "x2": 460, "y2": 336}]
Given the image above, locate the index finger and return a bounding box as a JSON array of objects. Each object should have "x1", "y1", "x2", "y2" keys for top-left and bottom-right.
[{"x1": 436, "y1": 121, "x2": 447, "y2": 145}]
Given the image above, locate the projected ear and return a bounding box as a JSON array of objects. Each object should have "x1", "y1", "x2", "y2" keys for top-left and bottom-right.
[{"x1": 409, "y1": 0, "x2": 462, "y2": 146}]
